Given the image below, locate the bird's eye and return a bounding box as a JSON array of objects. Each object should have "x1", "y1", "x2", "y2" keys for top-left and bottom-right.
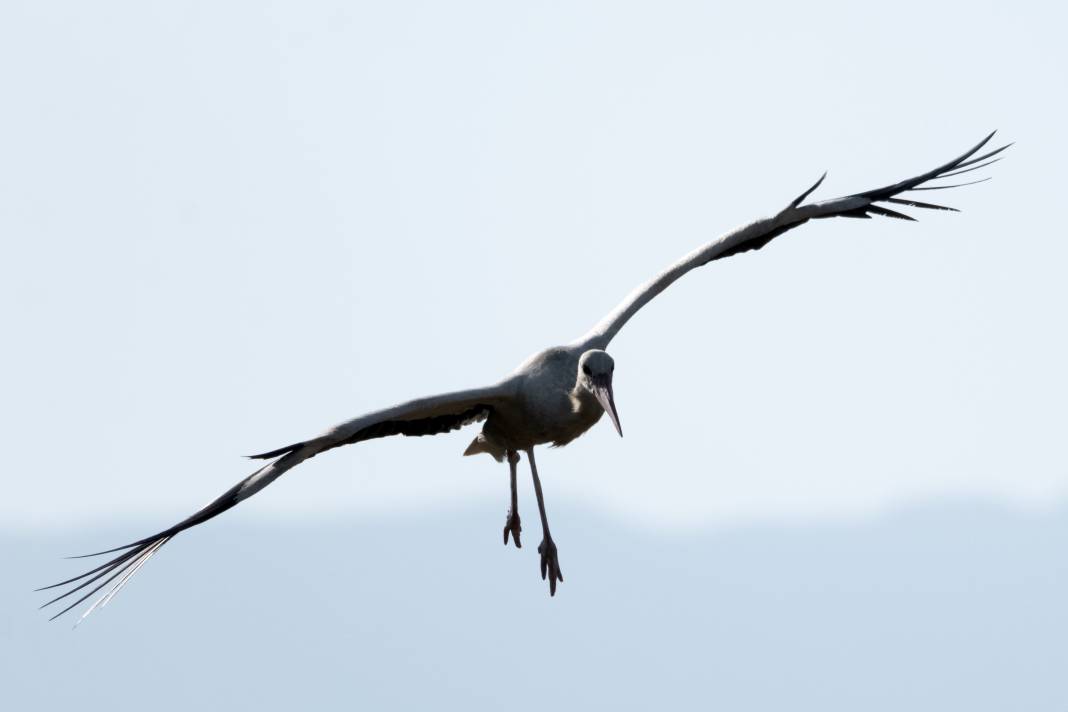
[{"x1": 582, "y1": 364, "x2": 591, "y2": 375}]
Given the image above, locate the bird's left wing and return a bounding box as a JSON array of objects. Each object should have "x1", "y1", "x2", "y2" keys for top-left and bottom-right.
[
  {"x1": 578, "y1": 132, "x2": 1010, "y2": 349},
  {"x1": 39, "y1": 379, "x2": 518, "y2": 623}
]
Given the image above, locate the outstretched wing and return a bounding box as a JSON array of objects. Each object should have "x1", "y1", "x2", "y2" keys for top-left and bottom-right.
[
  {"x1": 578, "y1": 132, "x2": 1010, "y2": 349},
  {"x1": 39, "y1": 380, "x2": 518, "y2": 623}
]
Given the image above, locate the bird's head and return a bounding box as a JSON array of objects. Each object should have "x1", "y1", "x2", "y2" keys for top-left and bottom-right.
[{"x1": 577, "y1": 349, "x2": 622, "y2": 437}]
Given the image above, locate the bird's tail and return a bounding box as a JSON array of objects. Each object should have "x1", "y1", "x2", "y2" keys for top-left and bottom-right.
[{"x1": 463, "y1": 433, "x2": 505, "y2": 462}]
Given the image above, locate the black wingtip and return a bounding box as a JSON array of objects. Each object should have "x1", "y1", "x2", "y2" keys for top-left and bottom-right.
[
  {"x1": 938, "y1": 156, "x2": 1005, "y2": 180},
  {"x1": 954, "y1": 131, "x2": 997, "y2": 165},
  {"x1": 866, "y1": 205, "x2": 917, "y2": 221},
  {"x1": 64, "y1": 541, "x2": 142, "y2": 560},
  {"x1": 37, "y1": 546, "x2": 144, "y2": 593},
  {"x1": 43, "y1": 547, "x2": 148, "y2": 621},
  {"x1": 247, "y1": 442, "x2": 303, "y2": 460},
  {"x1": 909, "y1": 177, "x2": 992, "y2": 191},
  {"x1": 790, "y1": 171, "x2": 828, "y2": 208},
  {"x1": 39, "y1": 535, "x2": 173, "y2": 622},
  {"x1": 883, "y1": 197, "x2": 960, "y2": 212},
  {"x1": 953, "y1": 143, "x2": 1013, "y2": 172},
  {"x1": 975, "y1": 130, "x2": 997, "y2": 152}
]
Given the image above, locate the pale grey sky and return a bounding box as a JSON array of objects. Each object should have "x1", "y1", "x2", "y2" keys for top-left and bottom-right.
[
  {"x1": 4, "y1": 2, "x2": 1068, "y2": 709},
  {"x1": 3, "y1": 0, "x2": 1064, "y2": 529}
]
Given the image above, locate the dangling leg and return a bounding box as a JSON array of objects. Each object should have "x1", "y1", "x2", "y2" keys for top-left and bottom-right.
[
  {"x1": 502, "y1": 450, "x2": 522, "y2": 548},
  {"x1": 525, "y1": 448, "x2": 563, "y2": 595}
]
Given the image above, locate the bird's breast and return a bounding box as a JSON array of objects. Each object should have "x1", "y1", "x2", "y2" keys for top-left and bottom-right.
[
  {"x1": 481, "y1": 387, "x2": 602, "y2": 450},
  {"x1": 548, "y1": 390, "x2": 604, "y2": 447}
]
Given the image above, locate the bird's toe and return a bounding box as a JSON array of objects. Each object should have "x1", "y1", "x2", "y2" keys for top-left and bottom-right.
[
  {"x1": 503, "y1": 510, "x2": 522, "y2": 548},
  {"x1": 537, "y1": 538, "x2": 563, "y2": 595}
]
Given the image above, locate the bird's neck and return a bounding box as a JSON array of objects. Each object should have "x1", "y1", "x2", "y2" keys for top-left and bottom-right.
[{"x1": 568, "y1": 383, "x2": 600, "y2": 416}]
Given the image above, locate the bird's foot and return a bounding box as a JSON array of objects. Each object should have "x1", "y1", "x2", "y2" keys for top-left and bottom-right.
[
  {"x1": 537, "y1": 537, "x2": 564, "y2": 596},
  {"x1": 503, "y1": 509, "x2": 522, "y2": 548}
]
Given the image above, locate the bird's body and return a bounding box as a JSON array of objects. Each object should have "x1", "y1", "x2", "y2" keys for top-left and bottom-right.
[
  {"x1": 41, "y1": 133, "x2": 1011, "y2": 622},
  {"x1": 468, "y1": 346, "x2": 605, "y2": 459}
]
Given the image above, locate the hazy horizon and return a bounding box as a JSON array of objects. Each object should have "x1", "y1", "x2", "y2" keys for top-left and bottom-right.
[
  {"x1": 9, "y1": 497, "x2": 1068, "y2": 710},
  {"x1": 2, "y1": 0, "x2": 1066, "y2": 708}
]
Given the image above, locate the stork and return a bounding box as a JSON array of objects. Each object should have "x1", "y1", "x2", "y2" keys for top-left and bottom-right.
[{"x1": 40, "y1": 133, "x2": 1010, "y2": 622}]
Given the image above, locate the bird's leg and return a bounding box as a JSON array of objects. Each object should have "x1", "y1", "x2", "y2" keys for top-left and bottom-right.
[
  {"x1": 503, "y1": 450, "x2": 522, "y2": 548},
  {"x1": 525, "y1": 448, "x2": 563, "y2": 595}
]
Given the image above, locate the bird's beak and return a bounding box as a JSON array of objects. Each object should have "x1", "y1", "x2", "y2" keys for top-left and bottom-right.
[{"x1": 592, "y1": 376, "x2": 623, "y2": 437}]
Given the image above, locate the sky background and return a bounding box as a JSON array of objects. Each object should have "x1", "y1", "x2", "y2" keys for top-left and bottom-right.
[{"x1": 2, "y1": 1, "x2": 1066, "y2": 709}]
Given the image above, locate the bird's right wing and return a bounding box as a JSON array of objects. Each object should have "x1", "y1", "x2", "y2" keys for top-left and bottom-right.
[
  {"x1": 577, "y1": 132, "x2": 1010, "y2": 349},
  {"x1": 39, "y1": 378, "x2": 518, "y2": 623}
]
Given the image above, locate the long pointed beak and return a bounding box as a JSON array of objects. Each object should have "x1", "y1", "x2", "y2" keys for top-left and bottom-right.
[{"x1": 592, "y1": 379, "x2": 623, "y2": 437}]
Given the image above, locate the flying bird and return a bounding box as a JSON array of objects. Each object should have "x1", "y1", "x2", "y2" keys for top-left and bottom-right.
[{"x1": 40, "y1": 132, "x2": 1010, "y2": 622}]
